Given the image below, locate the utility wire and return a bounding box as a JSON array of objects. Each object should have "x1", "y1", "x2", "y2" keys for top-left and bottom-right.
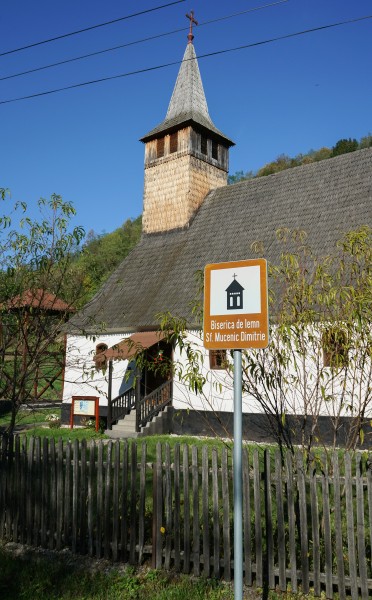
[
  {"x1": 1, "y1": 13, "x2": 371, "y2": 106},
  {"x1": 0, "y1": 0, "x2": 185, "y2": 58},
  {"x1": 0, "y1": 1, "x2": 289, "y2": 82}
]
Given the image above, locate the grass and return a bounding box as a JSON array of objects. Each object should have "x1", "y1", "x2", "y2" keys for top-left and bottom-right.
[{"x1": 0, "y1": 543, "x2": 333, "y2": 600}]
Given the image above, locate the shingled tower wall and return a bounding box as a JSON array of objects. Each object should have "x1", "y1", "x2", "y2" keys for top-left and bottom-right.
[{"x1": 140, "y1": 42, "x2": 234, "y2": 234}]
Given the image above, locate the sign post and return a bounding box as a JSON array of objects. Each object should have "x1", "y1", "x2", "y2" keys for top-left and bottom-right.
[{"x1": 204, "y1": 259, "x2": 268, "y2": 600}]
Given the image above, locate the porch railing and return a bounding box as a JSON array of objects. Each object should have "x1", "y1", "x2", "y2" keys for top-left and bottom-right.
[
  {"x1": 107, "y1": 388, "x2": 135, "y2": 429},
  {"x1": 136, "y1": 379, "x2": 172, "y2": 431}
]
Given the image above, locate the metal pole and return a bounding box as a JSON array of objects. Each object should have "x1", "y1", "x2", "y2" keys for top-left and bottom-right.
[{"x1": 233, "y1": 349, "x2": 243, "y2": 600}]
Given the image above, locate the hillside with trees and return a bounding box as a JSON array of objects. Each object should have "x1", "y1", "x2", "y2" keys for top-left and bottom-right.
[
  {"x1": 228, "y1": 133, "x2": 372, "y2": 184},
  {"x1": 71, "y1": 216, "x2": 142, "y2": 304}
]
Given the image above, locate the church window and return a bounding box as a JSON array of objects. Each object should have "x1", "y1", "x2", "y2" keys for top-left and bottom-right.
[
  {"x1": 169, "y1": 132, "x2": 178, "y2": 153},
  {"x1": 95, "y1": 343, "x2": 108, "y2": 371},
  {"x1": 212, "y1": 140, "x2": 218, "y2": 160},
  {"x1": 322, "y1": 327, "x2": 348, "y2": 369},
  {"x1": 209, "y1": 349, "x2": 227, "y2": 370},
  {"x1": 200, "y1": 134, "x2": 208, "y2": 155},
  {"x1": 157, "y1": 137, "x2": 165, "y2": 158}
]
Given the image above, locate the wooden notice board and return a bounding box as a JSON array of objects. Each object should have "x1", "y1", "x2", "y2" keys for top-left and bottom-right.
[
  {"x1": 70, "y1": 396, "x2": 100, "y2": 431},
  {"x1": 204, "y1": 258, "x2": 269, "y2": 350}
]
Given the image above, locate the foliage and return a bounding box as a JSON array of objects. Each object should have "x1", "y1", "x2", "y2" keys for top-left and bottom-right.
[
  {"x1": 331, "y1": 137, "x2": 358, "y2": 156},
  {"x1": 228, "y1": 132, "x2": 371, "y2": 184},
  {"x1": 71, "y1": 216, "x2": 142, "y2": 304},
  {"x1": 0, "y1": 193, "x2": 85, "y2": 432},
  {"x1": 155, "y1": 228, "x2": 371, "y2": 455}
]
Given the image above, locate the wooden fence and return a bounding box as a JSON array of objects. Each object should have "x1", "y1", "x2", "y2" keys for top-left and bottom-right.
[{"x1": 0, "y1": 434, "x2": 371, "y2": 599}]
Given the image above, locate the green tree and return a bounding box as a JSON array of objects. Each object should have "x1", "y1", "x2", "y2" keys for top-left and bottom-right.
[
  {"x1": 331, "y1": 138, "x2": 358, "y2": 157},
  {"x1": 227, "y1": 170, "x2": 254, "y2": 185},
  {"x1": 0, "y1": 192, "x2": 85, "y2": 432},
  {"x1": 72, "y1": 216, "x2": 141, "y2": 302}
]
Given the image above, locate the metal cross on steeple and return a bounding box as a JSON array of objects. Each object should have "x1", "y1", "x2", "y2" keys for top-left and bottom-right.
[
  {"x1": 186, "y1": 10, "x2": 198, "y2": 44},
  {"x1": 232, "y1": 273, "x2": 237, "y2": 280}
]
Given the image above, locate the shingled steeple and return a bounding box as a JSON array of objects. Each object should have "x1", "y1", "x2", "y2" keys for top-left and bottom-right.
[
  {"x1": 140, "y1": 35, "x2": 234, "y2": 234},
  {"x1": 141, "y1": 42, "x2": 233, "y2": 147}
]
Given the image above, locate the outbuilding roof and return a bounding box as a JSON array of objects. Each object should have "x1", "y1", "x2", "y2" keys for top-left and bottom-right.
[{"x1": 68, "y1": 148, "x2": 372, "y2": 334}]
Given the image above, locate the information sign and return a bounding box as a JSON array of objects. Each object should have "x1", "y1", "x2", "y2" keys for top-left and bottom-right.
[{"x1": 204, "y1": 258, "x2": 269, "y2": 349}]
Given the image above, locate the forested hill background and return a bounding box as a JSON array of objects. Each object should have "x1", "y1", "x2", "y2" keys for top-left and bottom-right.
[
  {"x1": 75, "y1": 134, "x2": 371, "y2": 304},
  {"x1": 228, "y1": 134, "x2": 372, "y2": 183}
]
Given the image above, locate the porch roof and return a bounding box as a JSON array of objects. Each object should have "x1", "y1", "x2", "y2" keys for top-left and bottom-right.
[{"x1": 96, "y1": 331, "x2": 166, "y2": 362}]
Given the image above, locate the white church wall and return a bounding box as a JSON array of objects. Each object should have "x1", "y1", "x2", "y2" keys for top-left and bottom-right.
[
  {"x1": 171, "y1": 329, "x2": 371, "y2": 421},
  {"x1": 62, "y1": 333, "x2": 132, "y2": 406}
]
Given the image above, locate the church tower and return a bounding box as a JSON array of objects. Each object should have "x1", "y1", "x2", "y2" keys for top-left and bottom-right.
[{"x1": 140, "y1": 16, "x2": 234, "y2": 234}]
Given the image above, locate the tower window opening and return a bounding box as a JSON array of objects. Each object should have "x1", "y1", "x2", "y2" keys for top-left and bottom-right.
[
  {"x1": 200, "y1": 134, "x2": 208, "y2": 155},
  {"x1": 212, "y1": 140, "x2": 218, "y2": 160},
  {"x1": 157, "y1": 137, "x2": 165, "y2": 158},
  {"x1": 169, "y1": 132, "x2": 178, "y2": 153}
]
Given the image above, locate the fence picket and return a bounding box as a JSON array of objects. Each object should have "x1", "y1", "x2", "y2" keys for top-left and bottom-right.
[
  {"x1": 192, "y1": 445, "x2": 200, "y2": 576},
  {"x1": 212, "y1": 447, "x2": 220, "y2": 579},
  {"x1": 296, "y1": 451, "x2": 309, "y2": 594},
  {"x1": 120, "y1": 441, "x2": 128, "y2": 562},
  {"x1": 19, "y1": 437, "x2": 27, "y2": 544},
  {"x1": 129, "y1": 442, "x2": 137, "y2": 565},
  {"x1": 164, "y1": 443, "x2": 172, "y2": 570},
  {"x1": 33, "y1": 437, "x2": 41, "y2": 547},
  {"x1": 104, "y1": 441, "x2": 113, "y2": 560},
  {"x1": 243, "y1": 447, "x2": 252, "y2": 586},
  {"x1": 355, "y1": 453, "x2": 368, "y2": 600},
  {"x1": 344, "y1": 452, "x2": 358, "y2": 600},
  {"x1": 72, "y1": 439, "x2": 79, "y2": 553},
  {"x1": 253, "y1": 449, "x2": 262, "y2": 588},
  {"x1": 154, "y1": 442, "x2": 163, "y2": 568},
  {"x1": 79, "y1": 439, "x2": 87, "y2": 555},
  {"x1": 275, "y1": 450, "x2": 286, "y2": 592},
  {"x1": 138, "y1": 442, "x2": 147, "y2": 565},
  {"x1": 25, "y1": 436, "x2": 34, "y2": 546},
  {"x1": 12, "y1": 436, "x2": 21, "y2": 542},
  {"x1": 174, "y1": 443, "x2": 181, "y2": 571},
  {"x1": 87, "y1": 440, "x2": 95, "y2": 557},
  {"x1": 332, "y1": 452, "x2": 346, "y2": 600},
  {"x1": 264, "y1": 449, "x2": 274, "y2": 590},
  {"x1": 202, "y1": 446, "x2": 210, "y2": 578},
  {"x1": 96, "y1": 440, "x2": 103, "y2": 558},
  {"x1": 182, "y1": 444, "x2": 190, "y2": 573},
  {"x1": 112, "y1": 440, "x2": 120, "y2": 561},
  {"x1": 63, "y1": 441, "x2": 71, "y2": 548},
  {"x1": 56, "y1": 438, "x2": 64, "y2": 551},
  {"x1": 321, "y1": 455, "x2": 333, "y2": 599},
  {"x1": 5, "y1": 436, "x2": 14, "y2": 543},
  {"x1": 221, "y1": 447, "x2": 231, "y2": 582},
  {"x1": 309, "y1": 460, "x2": 321, "y2": 597}
]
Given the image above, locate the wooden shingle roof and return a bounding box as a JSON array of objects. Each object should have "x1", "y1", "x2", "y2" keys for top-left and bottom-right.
[
  {"x1": 140, "y1": 42, "x2": 233, "y2": 146},
  {"x1": 68, "y1": 148, "x2": 372, "y2": 334}
]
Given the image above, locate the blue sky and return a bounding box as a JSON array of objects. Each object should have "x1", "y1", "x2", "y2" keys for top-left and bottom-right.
[{"x1": 1, "y1": 0, "x2": 371, "y2": 236}]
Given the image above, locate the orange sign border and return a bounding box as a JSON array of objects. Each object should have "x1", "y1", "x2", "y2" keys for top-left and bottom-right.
[{"x1": 203, "y1": 258, "x2": 269, "y2": 350}]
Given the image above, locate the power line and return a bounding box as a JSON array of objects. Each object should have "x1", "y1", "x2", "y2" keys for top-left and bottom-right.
[
  {"x1": 0, "y1": 0, "x2": 185, "y2": 58},
  {"x1": 0, "y1": 1, "x2": 289, "y2": 82},
  {"x1": 1, "y1": 13, "x2": 371, "y2": 106}
]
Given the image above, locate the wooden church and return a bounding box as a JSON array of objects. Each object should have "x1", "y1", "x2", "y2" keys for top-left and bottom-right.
[{"x1": 62, "y1": 26, "x2": 371, "y2": 442}]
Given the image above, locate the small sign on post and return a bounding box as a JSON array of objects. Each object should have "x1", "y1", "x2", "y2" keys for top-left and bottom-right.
[
  {"x1": 204, "y1": 258, "x2": 268, "y2": 600},
  {"x1": 203, "y1": 258, "x2": 269, "y2": 350}
]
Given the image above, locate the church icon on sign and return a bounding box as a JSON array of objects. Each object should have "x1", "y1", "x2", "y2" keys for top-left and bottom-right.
[{"x1": 226, "y1": 273, "x2": 244, "y2": 310}]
